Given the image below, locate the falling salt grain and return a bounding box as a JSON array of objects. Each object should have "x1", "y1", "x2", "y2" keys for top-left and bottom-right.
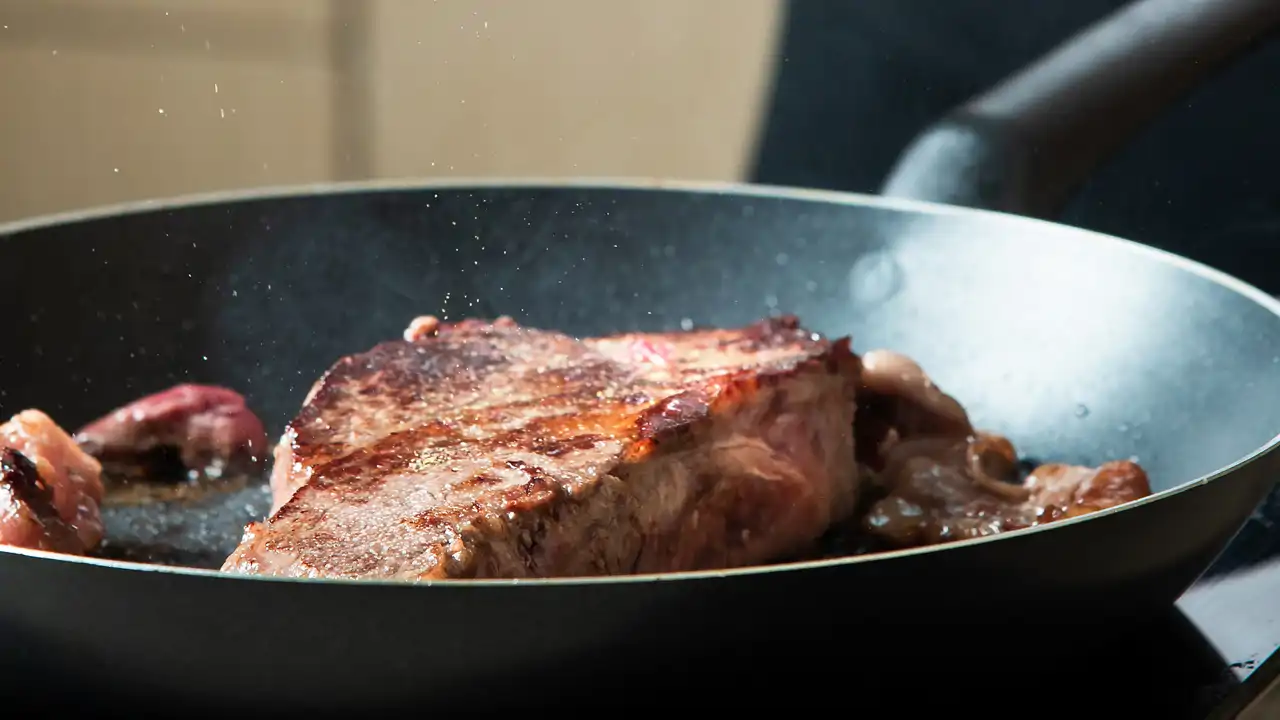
[{"x1": 680, "y1": 318, "x2": 694, "y2": 331}]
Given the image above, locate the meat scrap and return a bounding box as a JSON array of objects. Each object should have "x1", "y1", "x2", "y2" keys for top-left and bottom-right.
[
  {"x1": 224, "y1": 315, "x2": 862, "y2": 580},
  {"x1": 75, "y1": 384, "x2": 268, "y2": 482},
  {"x1": 855, "y1": 349, "x2": 975, "y2": 470},
  {"x1": 0, "y1": 410, "x2": 106, "y2": 554},
  {"x1": 862, "y1": 435, "x2": 1151, "y2": 547},
  {"x1": 854, "y1": 350, "x2": 1152, "y2": 548}
]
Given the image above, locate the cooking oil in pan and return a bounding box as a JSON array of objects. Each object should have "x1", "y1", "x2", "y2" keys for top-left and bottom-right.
[{"x1": 92, "y1": 458, "x2": 271, "y2": 569}]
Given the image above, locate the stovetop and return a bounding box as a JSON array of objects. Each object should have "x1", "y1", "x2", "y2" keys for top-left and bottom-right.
[
  {"x1": 977, "y1": 481, "x2": 1280, "y2": 720},
  {"x1": 1153, "y1": 483, "x2": 1280, "y2": 718}
]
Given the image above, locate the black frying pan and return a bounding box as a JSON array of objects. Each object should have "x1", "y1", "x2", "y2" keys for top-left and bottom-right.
[{"x1": 2, "y1": 0, "x2": 1280, "y2": 713}]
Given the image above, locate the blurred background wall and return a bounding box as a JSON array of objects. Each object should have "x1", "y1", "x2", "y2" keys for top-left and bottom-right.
[
  {"x1": 2, "y1": 0, "x2": 1278, "y2": 296},
  {"x1": 0, "y1": 0, "x2": 782, "y2": 222}
]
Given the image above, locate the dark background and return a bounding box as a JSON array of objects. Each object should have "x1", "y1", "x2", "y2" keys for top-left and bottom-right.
[{"x1": 752, "y1": 0, "x2": 1280, "y2": 293}]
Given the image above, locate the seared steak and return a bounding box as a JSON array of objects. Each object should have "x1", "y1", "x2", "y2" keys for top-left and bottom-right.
[{"x1": 222, "y1": 315, "x2": 861, "y2": 580}]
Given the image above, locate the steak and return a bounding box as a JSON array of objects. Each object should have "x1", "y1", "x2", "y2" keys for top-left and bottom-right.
[{"x1": 222, "y1": 315, "x2": 861, "y2": 580}]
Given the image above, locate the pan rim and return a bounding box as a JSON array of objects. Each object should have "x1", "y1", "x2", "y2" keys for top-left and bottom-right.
[{"x1": 2, "y1": 175, "x2": 1279, "y2": 587}]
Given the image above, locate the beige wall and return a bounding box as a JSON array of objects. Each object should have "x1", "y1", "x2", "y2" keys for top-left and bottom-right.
[
  {"x1": 0, "y1": 0, "x2": 782, "y2": 223},
  {"x1": 366, "y1": 0, "x2": 782, "y2": 182},
  {"x1": 0, "y1": 0, "x2": 338, "y2": 221}
]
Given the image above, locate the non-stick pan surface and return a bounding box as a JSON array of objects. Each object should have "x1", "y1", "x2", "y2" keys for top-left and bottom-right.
[{"x1": 1, "y1": 180, "x2": 1279, "y2": 712}]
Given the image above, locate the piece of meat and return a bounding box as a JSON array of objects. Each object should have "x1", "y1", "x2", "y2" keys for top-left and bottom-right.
[
  {"x1": 0, "y1": 448, "x2": 82, "y2": 553},
  {"x1": 0, "y1": 410, "x2": 106, "y2": 553},
  {"x1": 862, "y1": 433, "x2": 1151, "y2": 546},
  {"x1": 74, "y1": 384, "x2": 268, "y2": 481},
  {"x1": 850, "y1": 350, "x2": 1152, "y2": 547},
  {"x1": 224, "y1": 315, "x2": 861, "y2": 580},
  {"x1": 855, "y1": 349, "x2": 974, "y2": 471}
]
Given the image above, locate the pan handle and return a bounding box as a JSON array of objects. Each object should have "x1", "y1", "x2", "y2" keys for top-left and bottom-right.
[{"x1": 880, "y1": 0, "x2": 1280, "y2": 218}]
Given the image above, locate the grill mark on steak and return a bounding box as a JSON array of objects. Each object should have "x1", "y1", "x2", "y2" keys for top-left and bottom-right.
[
  {"x1": 223, "y1": 316, "x2": 861, "y2": 580},
  {"x1": 531, "y1": 434, "x2": 605, "y2": 457}
]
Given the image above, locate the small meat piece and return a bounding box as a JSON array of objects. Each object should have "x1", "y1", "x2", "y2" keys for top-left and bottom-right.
[
  {"x1": 75, "y1": 384, "x2": 268, "y2": 481},
  {"x1": 225, "y1": 315, "x2": 861, "y2": 580},
  {"x1": 855, "y1": 349, "x2": 973, "y2": 470},
  {"x1": 852, "y1": 350, "x2": 1152, "y2": 548},
  {"x1": 862, "y1": 434, "x2": 1152, "y2": 547},
  {"x1": 1, "y1": 410, "x2": 106, "y2": 553},
  {"x1": 402, "y1": 315, "x2": 441, "y2": 341}
]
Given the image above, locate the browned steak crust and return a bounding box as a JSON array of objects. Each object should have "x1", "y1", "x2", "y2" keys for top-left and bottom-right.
[{"x1": 222, "y1": 316, "x2": 861, "y2": 580}]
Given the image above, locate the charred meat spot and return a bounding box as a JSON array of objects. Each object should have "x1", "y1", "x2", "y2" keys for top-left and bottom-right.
[
  {"x1": 0, "y1": 447, "x2": 59, "y2": 520},
  {"x1": 637, "y1": 390, "x2": 710, "y2": 439},
  {"x1": 500, "y1": 460, "x2": 565, "y2": 512},
  {"x1": 401, "y1": 512, "x2": 449, "y2": 530},
  {"x1": 531, "y1": 434, "x2": 603, "y2": 457},
  {"x1": 0, "y1": 446, "x2": 84, "y2": 554},
  {"x1": 504, "y1": 459, "x2": 553, "y2": 485}
]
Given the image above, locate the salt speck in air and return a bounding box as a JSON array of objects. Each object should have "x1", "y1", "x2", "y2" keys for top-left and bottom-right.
[
  {"x1": 113, "y1": 168, "x2": 119, "y2": 173},
  {"x1": 214, "y1": 83, "x2": 219, "y2": 93},
  {"x1": 220, "y1": 108, "x2": 225, "y2": 118},
  {"x1": 158, "y1": 108, "x2": 165, "y2": 114}
]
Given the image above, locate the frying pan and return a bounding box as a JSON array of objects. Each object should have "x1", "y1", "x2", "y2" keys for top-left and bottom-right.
[{"x1": 2, "y1": 0, "x2": 1280, "y2": 713}]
